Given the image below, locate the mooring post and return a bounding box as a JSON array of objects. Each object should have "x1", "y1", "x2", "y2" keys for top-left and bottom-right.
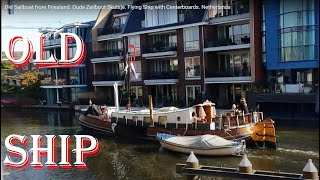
[
  {"x1": 186, "y1": 151, "x2": 199, "y2": 180},
  {"x1": 239, "y1": 154, "x2": 252, "y2": 174},
  {"x1": 303, "y1": 159, "x2": 318, "y2": 179}
]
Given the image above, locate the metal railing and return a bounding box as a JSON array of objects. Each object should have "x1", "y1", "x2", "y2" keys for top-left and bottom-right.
[
  {"x1": 97, "y1": 25, "x2": 124, "y2": 36},
  {"x1": 145, "y1": 42, "x2": 177, "y2": 53},
  {"x1": 143, "y1": 71, "x2": 179, "y2": 80},
  {"x1": 204, "y1": 34, "x2": 250, "y2": 48},
  {"x1": 93, "y1": 50, "x2": 123, "y2": 58},
  {"x1": 274, "y1": 83, "x2": 318, "y2": 94},
  {"x1": 93, "y1": 74, "x2": 123, "y2": 81}
]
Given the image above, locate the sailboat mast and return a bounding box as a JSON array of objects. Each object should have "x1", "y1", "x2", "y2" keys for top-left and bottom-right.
[{"x1": 126, "y1": 52, "x2": 131, "y2": 110}]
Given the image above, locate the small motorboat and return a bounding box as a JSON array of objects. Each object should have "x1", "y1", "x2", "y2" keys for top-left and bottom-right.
[{"x1": 156, "y1": 133, "x2": 246, "y2": 156}]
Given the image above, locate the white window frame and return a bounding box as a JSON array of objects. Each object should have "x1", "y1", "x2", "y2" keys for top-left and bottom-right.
[
  {"x1": 183, "y1": 26, "x2": 200, "y2": 52},
  {"x1": 186, "y1": 85, "x2": 201, "y2": 107},
  {"x1": 128, "y1": 35, "x2": 141, "y2": 56},
  {"x1": 185, "y1": 56, "x2": 201, "y2": 79}
]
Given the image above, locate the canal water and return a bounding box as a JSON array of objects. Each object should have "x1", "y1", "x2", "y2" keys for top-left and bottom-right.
[{"x1": 1, "y1": 109, "x2": 319, "y2": 180}]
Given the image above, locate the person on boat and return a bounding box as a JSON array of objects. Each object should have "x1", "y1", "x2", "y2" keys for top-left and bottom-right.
[
  {"x1": 238, "y1": 98, "x2": 249, "y2": 114},
  {"x1": 230, "y1": 104, "x2": 238, "y2": 117}
]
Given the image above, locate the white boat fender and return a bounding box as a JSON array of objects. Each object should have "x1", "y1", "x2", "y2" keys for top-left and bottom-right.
[{"x1": 111, "y1": 123, "x2": 117, "y2": 133}]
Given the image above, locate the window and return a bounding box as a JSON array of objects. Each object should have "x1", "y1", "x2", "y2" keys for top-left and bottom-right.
[
  {"x1": 208, "y1": 0, "x2": 249, "y2": 18},
  {"x1": 145, "y1": 1, "x2": 177, "y2": 27},
  {"x1": 218, "y1": 23, "x2": 250, "y2": 45},
  {"x1": 185, "y1": 57, "x2": 200, "y2": 78},
  {"x1": 186, "y1": 85, "x2": 201, "y2": 106},
  {"x1": 218, "y1": 51, "x2": 251, "y2": 76},
  {"x1": 128, "y1": 35, "x2": 141, "y2": 56},
  {"x1": 184, "y1": 27, "x2": 199, "y2": 51},
  {"x1": 130, "y1": 86, "x2": 143, "y2": 99},
  {"x1": 130, "y1": 61, "x2": 142, "y2": 80},
  {"x1": 279, "y1": 0, "x2": 317, "y2": 61},
  {"x1": 68, "y1": 47, "x2": 77, "y2": 59}
]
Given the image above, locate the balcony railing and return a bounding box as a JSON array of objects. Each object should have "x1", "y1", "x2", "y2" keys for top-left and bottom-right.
[
  {"x1": 143, "y1": 71, "x2": 179, "y2": 80},
  {"x1": 205, "y1": 69, "x2": 251, "y2": 77},
  {"x1": 204, "y1": 35, "x2": 250, "y2": 48},
  {"x1": 40, "y1": 79, "x2": 67, "y2": 85},
  {"x1": 44, "y1": 38, "x2": 62, "y2": 46},
  {"x1": 93, "y1": 74, "x2": 123, "y2": 81},
  {"x1": 146, "y1": 42, "x2": 177, "y2": 53},
  {"x1": 97, "y1": 25, "x2": 124, "y2": 36},
  {"x1": 93, "y1": 49, "x2": 123, "y2": 58},
  {"x1": 274, "y1": 83, "x2": 318, "y2": 94},
  {"x1": 41, "y1": 78, "x2": 83, "y2": 85}
]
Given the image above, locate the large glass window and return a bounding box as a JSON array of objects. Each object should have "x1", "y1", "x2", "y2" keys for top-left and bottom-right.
[
  {"x1": 208, "y1": 0, "x2": 249, "y2": 18},
  {"x1": 184, "y1": 27, "x2": 200, "y2": 51},
  {"x1": 217, "y1": 51, "x2": 251, "y2": 77},
  {"x1": 218, "y1": 23, "x2": 250, "y2": 45},
  {"x1": 128, "y1": 35, "x2": 141, "y2": 56},
  {"x1": 145, "y1": 1, "x2": 177, "y2": 27},
  {"x1": 186, "y1": 85, "x2": 201, "y2": 106},
  {"x1": 279, "y1": 0, "x2": 317, "y2": 61},
  {"x1": 185, "y1": 56, "x2": 201, "y2": 78}
]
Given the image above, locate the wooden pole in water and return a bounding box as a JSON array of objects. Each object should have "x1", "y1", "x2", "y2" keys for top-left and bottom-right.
[{"x1": 149, "y1": 95, "x2": 154, "y2": 126}]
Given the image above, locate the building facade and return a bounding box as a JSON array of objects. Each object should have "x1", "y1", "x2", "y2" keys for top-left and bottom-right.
[
  {"x1": 263, "y1": 0, "x2": 319, "y2": 92},
  {"x1": 91, "y1": 0, "x2": 263, "y2": 108},
  {"x1": 247, "y1": 0, "x2": 319, "y2": 124},
  {"x1": 39, "y1": 21, "x2": 95, "y2": 105}
]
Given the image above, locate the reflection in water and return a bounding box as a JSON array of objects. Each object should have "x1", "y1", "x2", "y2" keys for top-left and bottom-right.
[{"x1": 1, "y1": 109, "x2": 319, "y2": 180}]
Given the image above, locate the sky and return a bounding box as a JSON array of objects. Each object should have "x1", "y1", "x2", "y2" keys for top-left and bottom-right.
[{"x1": 1, "y1": 0, "x2": 131, "y2": 52}]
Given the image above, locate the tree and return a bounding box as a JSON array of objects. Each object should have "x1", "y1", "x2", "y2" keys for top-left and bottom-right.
[{"x1": 21, "y1": 68, "x2": 44, "y2": 87}]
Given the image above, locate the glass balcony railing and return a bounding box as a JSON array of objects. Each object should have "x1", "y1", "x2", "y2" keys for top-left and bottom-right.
[
  {"x1": 274, "y1": 83, "x2": 318, "y2": 94},
  {"x1": 40, "y1": 78, "x2": 83, "y2": 85},
  {"x1": 97, "y1": 25, "x2": 124, "y2": 36},
  {"x1": 93, "y1": 49, "x2": 123, "y2": 58},
  {"x1": 93, "y1": 74, "x2": 123, "y2": 81},
  {"x1": 145, "y1": 42, "x2": 177, "y2": 53},
  {"x1": 205, "y1": 34, "x2": 250, "y2": 48},
  {"x1": 143, "y1": 71, "x2": 179, "y2": 80},
  {"x1": 205, "y1": 69, "x2": 251, "y2": 77}
]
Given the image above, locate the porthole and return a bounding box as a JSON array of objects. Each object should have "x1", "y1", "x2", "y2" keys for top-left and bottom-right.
[{"x1": 177, "y1": 117, "x2": 181, "y2": 121}]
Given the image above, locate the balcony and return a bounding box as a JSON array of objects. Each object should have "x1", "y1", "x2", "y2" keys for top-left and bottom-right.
[
  {"x1": 93, "y1": 74, "x2": 123, "y2": 81},
  {"x1": 93, "y1": 50, "x2": 122, "y2": 58},
  {"x1": 205, "y1": 70, "x2": 251, "y2": 84},
  {"x1": 146, "y1": 42, "x2": 177, "y2": 53},
  {"x1": 44, "y1": 38, "x2": 61, "y2": 47},
  {"x1": 40, "y1": 79, "x2": 67, "y2": 85},
  {"x1": 91, "y1": 50, "x2": 123, "y2": 63},
  {"x1": 274, "y1": 83, "x2": 318, "y2": 94},
  {"x1": 143, "y1": 71, "x2": 178, "y2": 80},
  {"x1": 97, "y1": 25, "x2": 124, "y2": 36},
  {"x1": 204, "y1": 36, "x2": 250, "y2": 52},
  {"x1": 206, "y1": 68, "x2": 251, "y2": 77},
  {"x1": 142, "y1": 42, "x2": 177, "y2": 58}
]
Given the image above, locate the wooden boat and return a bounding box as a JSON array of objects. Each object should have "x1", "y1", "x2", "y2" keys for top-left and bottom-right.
[
  {"x1": 78, "y1": 45, "x2": 277, "y2": 149},
  {"x1": 156, "y1": 133, "x2": 246, "y2": 156},
  {"x1": 78, "y1": 104, "x2": 116, "y2": 136}
]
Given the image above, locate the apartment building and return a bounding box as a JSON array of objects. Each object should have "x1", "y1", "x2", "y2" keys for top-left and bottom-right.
[
  {"x1": 91, "y1": 0, "x2": 263, "y2": 108},
  {"x1": 247, "y1": 0, "x2": 319, "y2": 122},
  {"x1": 38, "y1": 21, "x2": 95, "y2": 105}
]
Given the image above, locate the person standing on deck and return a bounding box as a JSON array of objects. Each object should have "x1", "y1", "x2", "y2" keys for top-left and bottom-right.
[{"x1": 238, "y1": 98, "x2": 249, "y2": 114}]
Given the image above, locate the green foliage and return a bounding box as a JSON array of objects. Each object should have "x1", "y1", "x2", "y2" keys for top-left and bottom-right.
[{"x1": 1, "y1": 61, "x2": 14, "y2": 69}]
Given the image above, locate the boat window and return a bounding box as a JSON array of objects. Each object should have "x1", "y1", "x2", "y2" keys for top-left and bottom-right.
[
  {"x1": 177, "y1": 117, "x2": 181, "y2": 121},
  {"x1": 158, "y1": 116, "x2": 167, "y2": 124},
  {"x1": 192, "y1": 112, "x2": 196, "y2": 117},
  {"x1": 133, "y1": 116, "x2": 138, "y2": 121},
  {"x1": 144, "y1": 117, "x2": 151, "y2": 123}
]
